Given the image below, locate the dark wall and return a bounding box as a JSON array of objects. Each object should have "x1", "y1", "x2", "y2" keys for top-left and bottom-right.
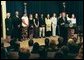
[{"x1": 6, "y1": 1, "x2": 83, "y2": 26}]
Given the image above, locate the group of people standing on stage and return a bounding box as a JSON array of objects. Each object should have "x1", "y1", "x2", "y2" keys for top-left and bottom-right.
[{"x1": 5, "y1": 11, "x2": 76, "y2": 43}]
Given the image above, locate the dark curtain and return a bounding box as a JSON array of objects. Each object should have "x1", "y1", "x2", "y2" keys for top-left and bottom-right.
[{"x1": 6, "y1": 1, "x2": 83, "y2": 27}]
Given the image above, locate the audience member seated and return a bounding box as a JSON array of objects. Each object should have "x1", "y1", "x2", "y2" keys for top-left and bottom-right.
[
  {"x1": 28, "y1": 39, "x2": 34, "y2": 52},
  {"x1": 10, "y1": 39, "x2": 20, "y2": 51},
  {"x1": 40, "y1": 38, "x2": 50, "y2": 51},
  {"x1": 45, "y1": 38, "x2": 50, "y2": 47},
  {"x1": 28, "y1": 39, "x2": 34, "y2": 46},
  {"x1": 67, "y1": 39, "x2": 80, "y2": 54},
  {"x1": 19, "y1": 48, "x2": 30, "y2": 59},
  {"x1": 31, "y1": 42, "x2": 39, "y2": 53},
  {"x1": 44, "y1": 38, "x2": 50, "y2": 51},
  {"x1": 57, "y1": 37, "x2": 64, "y2": 48},
  {"x1": 49, "y1": 40, "x2": 57, "y2": 51}
]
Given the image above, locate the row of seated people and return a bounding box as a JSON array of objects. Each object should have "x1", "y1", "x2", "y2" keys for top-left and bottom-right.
[{"x1": 1, "y1": 37, "x2": 83, "y2": 59}]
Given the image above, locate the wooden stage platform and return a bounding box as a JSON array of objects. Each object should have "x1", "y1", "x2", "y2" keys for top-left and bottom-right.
[{"x1": 20, "y1": 36, "x2": 59, "y2": 49}]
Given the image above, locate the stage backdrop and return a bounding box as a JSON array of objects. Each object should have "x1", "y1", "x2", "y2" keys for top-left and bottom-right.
[{"x1": 6, "y1": 1, "x2": 83, "y2": 27}]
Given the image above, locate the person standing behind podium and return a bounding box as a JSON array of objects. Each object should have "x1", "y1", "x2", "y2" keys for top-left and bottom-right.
[
  {"x1": 39, "y1": 14, "x2": 45, "y2": 38},
  {"x1": 34, "y1": 13, "x2": 39, "y2": 38},
  {"x1": 51, "y1": 13, "x2": 57, "y2": 36},
  {"x1": 58, "y1": 12, "x2": 69, "y2": 45},
  {"x1": 5, "y1": 13, "x2": 13, "y2": 40},
  {"x1": 21, "y1": 13, "x2": 29, "y2": 40},
  {"x1": 45, "y1": 14, "x2": 52, "y2": 37}
]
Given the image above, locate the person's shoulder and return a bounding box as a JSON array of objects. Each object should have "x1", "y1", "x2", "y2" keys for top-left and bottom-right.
[
  {"x1": 58, "y1": 17, "x2": 61, "y2": 20},
  {"x1": 21, "y1": 16, "x2": 24, "y2": 19}
]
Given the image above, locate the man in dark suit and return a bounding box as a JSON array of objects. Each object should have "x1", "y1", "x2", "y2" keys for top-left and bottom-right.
[
  {"x1": 5, "y1": 13, "x2": 13, "y2": 39},
  {"x1": 57, "y1": 12, "x2": 69, "y2": 45},
  {"x1": 12, "y1": 11, "x2": 21, "y2": 41}
]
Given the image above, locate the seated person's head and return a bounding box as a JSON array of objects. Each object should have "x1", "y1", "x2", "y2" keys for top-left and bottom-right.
[
  {"x1": 68, "y1": 39, "x2": 74, "y2": 44},
  {"x1": 50, "y1": 40, "x2": 56, "y2": 48},
  {"x1": 67, "y1": 39, "x2": 79, "y2": 54},
  {"x1": 32, "y1": 42, "x2": 39, "y2": 53},
  {"x1": 50, "y1": 40, "x2": 56, "y2": 45},
  {"x1": 33, "y1": 42, "x2": 39, "y2": 48},
  {"x1": 28, "y1": 39, "x2": 34, "y2": 46},
  {"x1": 6, "y1": 36, "x2": 11, "y2": 43},
  {"x1": 45, "y1": 38, "x2": 50, "y2": 46}
]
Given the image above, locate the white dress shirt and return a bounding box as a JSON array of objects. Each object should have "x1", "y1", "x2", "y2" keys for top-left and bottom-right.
[
  {"x1": 70, "y1": 18, "x2": 76, "y2": 24},
  {"x1": 21, "y1": 16, "x2": 29, "y2": 27}
]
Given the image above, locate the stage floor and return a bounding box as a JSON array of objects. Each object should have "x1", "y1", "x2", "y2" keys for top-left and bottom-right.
[{"x1": 20, "y1": 36, "x2": 59, "y2": 49}]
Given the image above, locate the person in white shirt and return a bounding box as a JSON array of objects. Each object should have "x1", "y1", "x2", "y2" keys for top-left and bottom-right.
[
  {"x1": 70, "y1": 14, "x2": 76, "y2": 34},
  {"x1": 51, "y1": 13, "x2": 57, "y2": 36},
  {"x1": 69, "y1": 14, "x2": 76, "y2": 28},
  {"x1": 22, "y1": 14, "x2": 29, "y2": 27},
  {"x1": 70, "y1": 14, "x2": 76, "y2": 25},
  {"x1": 45, "y1": 14, "x2": 52, "y2": 37},
  {"x1": 21, "y1": 13, "x2": 29, "y2": 40}
]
